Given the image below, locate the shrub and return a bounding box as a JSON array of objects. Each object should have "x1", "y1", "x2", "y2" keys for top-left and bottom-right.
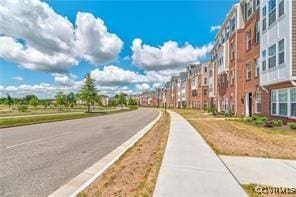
[
  {"x1": 129, "y1": 105, "x2": 138, "y2": 110},
  {"x1": 288, "y1": 122, "x2": 296, "y2": 130},
  {"x1": 259, "y1": 116, "x2": 268, "y2": 122},
  {"x1": 223, "y1": 111, "x2": 233, "y2": 117},
  {"x1": 17, "y1": 105, "x2": 28, "y2": 112},
  {"x1": 255, "y1": 119, "x2": 264, "y2": 126},
  {"x1": 264, "y1": 120, "x2": 274, "y2": 127},
  {"x1": 272, "y1": 119, "x2": 283, "y2": 127},
  {"x1": 244, "y1": 117, "x2": 253, "y2": 122},
  {"x1": 252, "y1": 115, "x2": 259, "y2": 121},
  {"x1": 211, "y1": 109, "x2": 218, "y2": 116}
]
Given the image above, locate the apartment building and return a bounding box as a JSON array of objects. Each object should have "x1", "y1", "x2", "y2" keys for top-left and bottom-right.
[
  {"x1": 211, "y1": 0, "x2": 267, "y2": 117},
  {"x1": 260, "y1": 0, "x2": 296, "y2": 120},
  {"x1": 213, "y1": 2, "x2": 245, "y2": 115},
  {"x1": 187, "y1": 64, "x2": 198, "y2": 108}
]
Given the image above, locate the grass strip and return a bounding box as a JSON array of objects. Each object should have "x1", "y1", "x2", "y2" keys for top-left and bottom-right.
[
  {"x1": 0, "y1": 109, "x2": 133, "y2": 128},
  {"x1": 79, "y1": 111, "x2": 170, "y2": 197}
]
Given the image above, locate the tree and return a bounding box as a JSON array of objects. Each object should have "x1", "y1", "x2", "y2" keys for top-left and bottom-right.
[
  {"x1": 115, "y1": 93, "x2": 127, "y2": 109},
  {"x1": 23, "y1": 94, "x2": 38, "y2": 105},
  {"x1": 78, "y1": 74, "x2": 98, "y2": 112},
  {"x1": 29, "y1": 97, "x2": 39, "y2": 107},
  {"x1": 66, "y1": 92, "x2": 76, "y2": 108},
  {"x1": 42, "y1": 101, "x2": 50, "y2": 110},
  {"x1": 55, "y1": 92, "x2": 66, "y2": 110},
  {"x1": 7, "y1": 94, "x2": 13, "y2": 110},
  {"x1": 95, "y1": 95, "x2": 102, "y2": 107},
  {"x1": 128, "y1": 98, "x2": 137, "y2": 106}
]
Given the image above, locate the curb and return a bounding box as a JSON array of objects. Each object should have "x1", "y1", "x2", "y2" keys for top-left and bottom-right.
[{"x1": 49, "y1": 110, "x2": 162, "y2": 197}]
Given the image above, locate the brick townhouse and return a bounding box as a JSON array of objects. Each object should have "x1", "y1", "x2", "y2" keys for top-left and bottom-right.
[
  {"x1": 187, "y1": 62, "x2": 210, "y2": 109},
  {"x1": 259, "y1": 0, "x2": 296, "y2": 120},
  {"x1": 211, "y1": 0, "x2": 268, "y2": 117}
]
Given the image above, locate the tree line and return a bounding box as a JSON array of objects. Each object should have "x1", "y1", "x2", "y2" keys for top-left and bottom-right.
[{"x1": 1, "y1": 73, "x2": 138, "y2": 112}]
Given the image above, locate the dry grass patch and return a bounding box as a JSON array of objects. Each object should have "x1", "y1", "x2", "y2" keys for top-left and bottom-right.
[
  {"x1": 79, "y1": 112, "x2": 170, "y2": 197},
  {"x1": 172, "y1": 109, "x2": 296, "y2": 160}
]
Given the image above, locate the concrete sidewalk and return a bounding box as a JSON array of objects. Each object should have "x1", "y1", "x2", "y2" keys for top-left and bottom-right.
[
  {"x1": 220, "y1": 155, "x2": 296, "y2": 187},
  {"x1": 154, "y1": 111, "x2": 247, "y2": 197}
]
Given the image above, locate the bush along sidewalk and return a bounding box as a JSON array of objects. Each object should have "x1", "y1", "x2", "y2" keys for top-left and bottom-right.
[{"x1": 242, "y1": 115, "x2": 296, "y2": 131}]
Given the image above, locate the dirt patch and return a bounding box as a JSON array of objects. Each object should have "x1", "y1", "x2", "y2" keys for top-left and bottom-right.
[
  {"x1": 79, "y1": 112, "x2": 170, "y2": 197},
  {"x1": 172, "y1": 109, "x2": 296, "y2": 160}
]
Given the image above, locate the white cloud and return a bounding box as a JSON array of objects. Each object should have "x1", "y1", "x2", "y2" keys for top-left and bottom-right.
[
  {"x1": 131, "y1": 38, "x2": 213, "y2": 71},
  {"x1": 90, "y1": 65, "x2": 145, "y2": 86},
  {"x1": 89, "y1": 65, "x2": 175, "y2": 87},
  {"x1": 136, "y1": 83, "x2": 150, "y2": 91},
  {"x1": 0, "y1": 0, "x2": 123, "y2": 72},
  {"x1": 152, "y1": 82, "x2": 163, "y2": 89},
  {"x1": 0, "y1": 36, "x2": 78, "y2": 72},
  {"x1": 75, "y1": 12, "x2": 123, "y2": 65},
  {"x1": 210, "y1": 25, "x2": 221, "y2": 32},
  {"x1": 12, "y1": 76, "x2": 23, "y2": 81},
  {"x1": 52, "y1": 73, "x2": 81, "y2": 87}
]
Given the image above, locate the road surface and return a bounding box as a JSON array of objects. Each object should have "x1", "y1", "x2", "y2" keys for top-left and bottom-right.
[{"x1": 0, "y1": 108, "x2": 159, "y2": 197}]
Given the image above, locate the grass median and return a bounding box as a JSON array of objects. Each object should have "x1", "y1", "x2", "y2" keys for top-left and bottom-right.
[
  {"x1": 172, "y1": 109, "x2": 296, "y2": 160},
  {"x1": 0, "y1": 109, "x2": 133, "y2": 128},
  {"x1": 79, "y1": 111, "x2": 170, "y2": 197}
]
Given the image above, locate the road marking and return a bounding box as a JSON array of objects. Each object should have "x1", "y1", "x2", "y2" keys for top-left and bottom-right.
[{"x1": 5, "y1": 131, "x2": 73, "y2": 149}]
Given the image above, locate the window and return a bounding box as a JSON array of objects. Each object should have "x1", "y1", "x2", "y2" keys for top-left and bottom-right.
[
  {"x1": 247, "y1": 0, "x2": 253, "y2": 19},
  {"x1": 279, "y1": 0, "x2": 284, "y2": 17},
  {"x1": 268, "y1": 44, "x2": 276, "y2": 69},
  {"x1": 231, "y1": 70, "x2": 235, "y2": 85},
  {"x1": 204, "y1": 77, "x2": 207, "y2": 85},
  {"x1": 191, "y1": 78, "x2": 196, "y2": 88},
  {"x1": 278, "y1": 89, "x2": 288, "y2": 116},
  {"x1": 268, "y1": 0, "x2": 276, "y2": 26},
  {"x1": 256, "y1": 0, "x2": 260, "y2": 7},
  {"x1": 225, "y1": 25, "x2": 230, "y2": 39},
  {"x1": 255, "y1": 20, "x2": 260, "y2": 43},
  {"x1": 230, "y1": 42, "x2": 235, "y2": 60},
  {"x1": 255, "y1": 59, "x2": 259, "y2": 77},
  {"x1": 278, "y1": 39, "x2": 285, "y2": 65},
  {"x1": 247, "y1": 31, "x2": 252, "y2": 50},
  {"x1": 271, "y1": 90, "x2": 277, "y2": 115},
  {"x1": 246, "y1": 63, "x2": 251, "y2": 80},
  {"x1": 291, "y1": 88, "x2": 296, "y2": 117},
  {"x1": 255, "y1": 92, "x2": 262, "y2": 113},
  {"x1": 262, "y1": 50, "x2": 267, "y2": 71},
  {"x1": 203, "y1": 89, "x2": 207, "y2": 96},
  {"x1": 204, "y1": 67, "x2": 207, "y2": 73},
  {"x1": 231, "y1": 16, "x2": 236, "y2": 32},
  {"x1": 262, "y1": 6, "x2": 267, "y2": 31}
]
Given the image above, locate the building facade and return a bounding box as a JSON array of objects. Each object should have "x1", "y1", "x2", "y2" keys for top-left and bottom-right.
[{"x1": 260, "y1": 0, "x2": 296, "y2": 120}]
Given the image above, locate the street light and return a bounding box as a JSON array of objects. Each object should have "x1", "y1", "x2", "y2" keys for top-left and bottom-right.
[{"x1": 164, "y1": 89, "x2": 167, "y2": 112}]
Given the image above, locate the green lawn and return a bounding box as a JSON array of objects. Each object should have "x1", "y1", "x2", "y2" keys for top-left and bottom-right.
[{"x1": 0, "y1": 108, "x2": 133, "y2": 128}]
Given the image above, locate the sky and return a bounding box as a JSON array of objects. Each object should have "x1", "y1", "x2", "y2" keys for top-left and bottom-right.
[{"x1": 0, "y1": 0, "x2": 236, "y2": 98}]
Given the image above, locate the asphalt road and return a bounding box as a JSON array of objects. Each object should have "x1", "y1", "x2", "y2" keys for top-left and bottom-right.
[{"x1": 0, "y1": 108, "x2": 159, "y2": 197}]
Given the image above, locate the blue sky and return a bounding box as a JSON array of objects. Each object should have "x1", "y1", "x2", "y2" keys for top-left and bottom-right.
[{"x1": 0, "y1": 0, "x2": 236, "y2": 98}]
